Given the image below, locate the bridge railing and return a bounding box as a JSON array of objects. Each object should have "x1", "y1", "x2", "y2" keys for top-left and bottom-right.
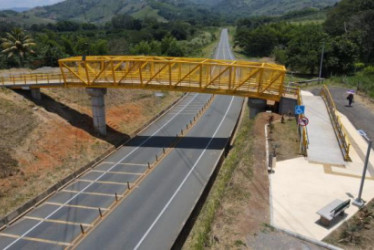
[
  {"x1": 320, "y1": 85, "x2": 351, "y2": 161},
  {"x1": 0, "y1": 73, "x2": 64, "y2": 87},
  {"x1": 57, "y1": 56, "x2": 286, "y2": 101},
  {"x1": 0, "y1": 56, "x2": 288, "y2": 101}
]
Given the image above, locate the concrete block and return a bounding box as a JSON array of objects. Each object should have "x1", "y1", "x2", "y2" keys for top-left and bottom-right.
[
  {"x1": 279, "y1": 97, "x2": 297, "y2": 115},
  {"x1": 30, "y1": 88, "x2": 41, "y2": 100},
  {"x1": 248, "y1": 98, "x2": 267, "y2": 118}
]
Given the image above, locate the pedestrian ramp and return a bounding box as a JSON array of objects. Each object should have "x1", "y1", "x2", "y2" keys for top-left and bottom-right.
[{"x1": 301, "y1": 91, "x2": 345, "y2": 165}]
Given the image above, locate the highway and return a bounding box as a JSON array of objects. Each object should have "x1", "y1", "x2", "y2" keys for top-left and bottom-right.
[{"x1": 0, "y1": 29, "x2": 243, "y2": 250}]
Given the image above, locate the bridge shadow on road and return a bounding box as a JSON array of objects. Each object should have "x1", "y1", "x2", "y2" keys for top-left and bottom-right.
[
  {"x1": 127, "y1": 135, "x2": 229, "y2": 150},
  {"x1": 15, "y1": 90, "x2": 130, "y2": 146}
]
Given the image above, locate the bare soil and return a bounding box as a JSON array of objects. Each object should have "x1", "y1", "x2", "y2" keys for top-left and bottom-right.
[
  {"x1": 0, "y1": 78, "x2": 181, "y2": 217},
  {"x1": 324, "y1": 199, "x2": 374, "y2": 249},
  {"x1": 269, "y1": 115, "x2": 300, "y2": 161},
  {"x1": 208, "y1": 112, "x2": 272, "y2": 249}
]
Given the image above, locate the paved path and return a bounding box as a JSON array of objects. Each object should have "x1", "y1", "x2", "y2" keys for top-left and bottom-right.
[
  {"x1": 302, "y1": 92, "x2": 345, "y2": 165},
  {"x1": 272, "y1": 89, "x2": 374, "y2": 241}
]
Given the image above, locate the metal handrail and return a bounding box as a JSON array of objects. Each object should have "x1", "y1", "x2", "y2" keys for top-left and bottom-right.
[{"x1": 320, "y1": 85, "x2": 351, "y2": 161}]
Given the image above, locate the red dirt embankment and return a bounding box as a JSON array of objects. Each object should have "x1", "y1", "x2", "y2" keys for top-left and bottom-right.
[{"x1": 0, "y1": 85, "x2": 181, "y2": 217}]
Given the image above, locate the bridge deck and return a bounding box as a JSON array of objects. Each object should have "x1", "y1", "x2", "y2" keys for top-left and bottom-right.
[{"x1": 0, "y1": 56, "x2": 290, "y2": 101}]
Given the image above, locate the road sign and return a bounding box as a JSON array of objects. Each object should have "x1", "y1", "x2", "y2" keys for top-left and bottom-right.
[
  {"x1": 298, "y1": 116, "x2": 309, "y2": 126},
  {"x1": 295, "y1": 105, "x2": 305, "y2": 115}
]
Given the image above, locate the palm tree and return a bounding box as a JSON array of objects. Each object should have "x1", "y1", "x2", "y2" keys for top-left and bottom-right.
[{"x1": 1, "y1": 28, "x2": 36, "y2": 67}]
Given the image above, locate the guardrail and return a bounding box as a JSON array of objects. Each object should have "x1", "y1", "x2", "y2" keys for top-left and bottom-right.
[
  {"x1": 297, "y1": 88, "x2": 308, "y2": 156},
  {"x1": 320, "y1": 85, "x2": 351, "y2": 161},
  {"x1": 288, "y1": 78, "x2": 325, "y2": 85}
]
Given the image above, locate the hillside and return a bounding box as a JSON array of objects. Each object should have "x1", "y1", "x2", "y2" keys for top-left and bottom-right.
[
  {"x1": 213, "y1": 0, "x2": 338, "y2": 16},
  {"x1": 190, "y1": 0, "x2": 340, "y2": 16},
  {"x1": 1, "y1": 0, "x2": 340, "y2": 24}
]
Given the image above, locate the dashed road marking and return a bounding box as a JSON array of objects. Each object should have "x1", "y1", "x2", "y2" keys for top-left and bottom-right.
[
  {"x1": 24, "y1": 216, "x2": 93, "y2": 228},
  {"x1": 61, "y1": 190, "x2": 124, "y2": 198},
  {"x1": 44, "y1": 202, "x2": 109, "y2": 211},
  {"x1": 91, "y1": 170, "x2": 143, "y2": 175},
  {"x1": 0, "y1": 232, "x2": 71, "y2": 247}
]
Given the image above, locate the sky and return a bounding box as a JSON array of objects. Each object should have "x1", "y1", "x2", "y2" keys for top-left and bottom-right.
[{"x1": 0, "y1": 0, "x2": 65, "y2": 10}]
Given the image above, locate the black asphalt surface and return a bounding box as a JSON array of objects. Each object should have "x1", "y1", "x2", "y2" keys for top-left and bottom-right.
[
  {"x1": 312, "y1": 86, "x2": 374, "y2": 147},
  {"x1": 0, "y1": 29, "x2": 243, "y2": 250}
]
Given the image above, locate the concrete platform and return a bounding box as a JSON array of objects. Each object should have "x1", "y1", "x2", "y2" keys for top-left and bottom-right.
[
  {"x1": 271, "y1": 111, "x2": 374, "y2": 241},
  {"x1": 301, "y1": 91, "x2": 345, "y2": 165}
]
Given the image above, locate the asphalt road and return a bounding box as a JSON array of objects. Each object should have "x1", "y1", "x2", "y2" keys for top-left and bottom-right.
[
  {"x1": 312, "y1": 86, "x2": 374, "y2": 147},
  {"x1": 0, "y1": 29, "x2": 243, "y2": 250},
  {"x1": 76, "y1": 29, "x2": 243, "y2": 250}
]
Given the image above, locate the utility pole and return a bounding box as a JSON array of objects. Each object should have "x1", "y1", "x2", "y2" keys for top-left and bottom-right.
[{"x1": 318, "y1": 42, "x2": 325, "y2": 84}]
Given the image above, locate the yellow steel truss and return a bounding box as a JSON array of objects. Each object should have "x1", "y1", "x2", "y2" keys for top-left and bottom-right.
[{"x1": 0, "y1": 56, "x2": 287, "y2": 101}]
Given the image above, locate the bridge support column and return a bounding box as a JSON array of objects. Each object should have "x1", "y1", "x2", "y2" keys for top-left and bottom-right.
[
  {"x1": 31, "y1": 88, "x2": 41, "y2": 100},
  {"x1": 248, "y1": 98, "x2": 267, "y2": 118},
  {"x1": 278, "y1": 97, "x2": 298, "y2": 115},
  {"x1": 86, "y1": 88, "x2": 107, "y2": 136}
]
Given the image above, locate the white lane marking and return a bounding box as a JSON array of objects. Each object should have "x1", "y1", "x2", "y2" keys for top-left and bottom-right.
[
  {"x1": 3, "y1": 94, "x2": 201, "y2": 250},
  {"x1": 134, "y1": 96, "x2": 235, "y2": 250}
]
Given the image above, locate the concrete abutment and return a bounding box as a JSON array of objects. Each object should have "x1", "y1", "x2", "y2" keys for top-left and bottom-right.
[
  {"x1": 248, "y1": 98, "x2": 267, "y2": 118},
  {"x1": 30, "y1": 88, "x2": 41, "y2": 100},
  {"x1": 278, "y1": 97, "x2": 298, "y2": 115}
]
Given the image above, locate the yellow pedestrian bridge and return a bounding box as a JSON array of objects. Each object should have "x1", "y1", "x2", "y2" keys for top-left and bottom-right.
[{"x1": 0, "y1": 56, "x2": 291, "y2": 101}]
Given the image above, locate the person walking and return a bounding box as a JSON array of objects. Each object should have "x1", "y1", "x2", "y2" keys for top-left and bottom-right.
[{"x1": 347, "y1": 92, "x2": 354, "y2": 107}]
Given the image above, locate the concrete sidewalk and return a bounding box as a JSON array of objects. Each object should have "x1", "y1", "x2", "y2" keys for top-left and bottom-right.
[
  {"x1": 271, "y1": 91, "x2": 374, "y2": 241},
  {"x1": 301, "y1": 91, "x2": 345, "y2": 165}
]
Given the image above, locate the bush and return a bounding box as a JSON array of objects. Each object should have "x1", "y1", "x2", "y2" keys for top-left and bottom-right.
[{"x1": 363, "y1": 66, "x2": 374, "y2": 75}]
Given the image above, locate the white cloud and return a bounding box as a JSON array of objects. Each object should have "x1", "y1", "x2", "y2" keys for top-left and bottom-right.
[{"x1": 0, "y1": 0, "x2": 65, "y2": 9}]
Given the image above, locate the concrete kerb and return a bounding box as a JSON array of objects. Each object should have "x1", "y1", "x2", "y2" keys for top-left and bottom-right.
[
  {"x1": 229, "y1": 98, "x2": 246, "y2": 147},
  {"x1": 0, "y1": 92, "x2": 188, "y2": 229}
]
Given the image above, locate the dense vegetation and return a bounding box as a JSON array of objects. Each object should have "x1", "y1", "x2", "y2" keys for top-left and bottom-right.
[
  {"x1": 1, "y1": 0, "x2": 373, "y2": 96},
  {"x1": 235, "y1": 0, "x2": 374, "y2": 77},
  {"x1": 0, "y1": 16, "x2": 217, "y2": 68},
  {"x1": 0, "y1": 0, "x2": 338, "y2": 25}
]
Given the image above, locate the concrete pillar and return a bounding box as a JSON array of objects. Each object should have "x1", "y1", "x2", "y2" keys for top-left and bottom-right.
[
  {"x1": 278, "y1": 97, "x2": 298, "y2": 115},
  {"x1": 86, "y1": 88, "x2": 107, "y2": 136},
  {"x1": 30, "y1": 88, "x2": 41, "y2": 100},
  {"x1": 248, "y1": 98, "x2": 267, "y2": 118}
]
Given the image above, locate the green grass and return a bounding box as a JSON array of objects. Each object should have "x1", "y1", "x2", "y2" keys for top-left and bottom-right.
[
  {"x1": 198, "y1": 29, "x2": 220, "y2": 58},
  {"x1": 131, "y1": 6, "x2": 167, "y2": 22},
  {"x1": 182, "y1": 104, "x2": 254, "y2": 249},
  {"x1": 325, "y1": 72, "x2": 374, "y2": 98}
]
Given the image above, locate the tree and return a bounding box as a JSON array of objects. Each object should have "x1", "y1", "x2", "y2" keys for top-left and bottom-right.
[
  {"x1": 324, "y1": 36, "x2": 358, "y2": 75},
  {"x1": 324, "y1": 0, "x2": 374, "y2": 63},
  {"x1": 286, "y1": 24, "x2": 329, "y2": 74},
  {"x1": 244, "y1": 26, "x2": 278, "y2": 57},
  {"x1": 130, "y1": 41, "x2": 161, "y2": 56},
  {"x1": 1, "y1": 28, "x2": 36, "y2": 67},
  {"x1": 34, "y1": 32, "x2": 66, "y2": 67}
]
